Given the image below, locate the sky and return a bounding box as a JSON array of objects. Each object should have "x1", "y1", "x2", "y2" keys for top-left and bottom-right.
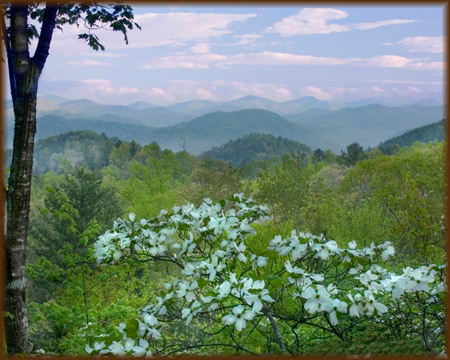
[{"x1": 7, "y1": 5, "x2": 446, "y2": 106}]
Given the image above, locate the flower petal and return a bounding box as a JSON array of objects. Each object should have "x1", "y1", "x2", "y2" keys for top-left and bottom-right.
[{"x1": 222, "y1": 314, "x2": 237, "y2": 325}]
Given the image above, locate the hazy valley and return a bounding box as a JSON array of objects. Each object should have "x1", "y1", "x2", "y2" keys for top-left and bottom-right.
[{"x1": 4, "y1": 95, "x2": 444, "y2": 154}]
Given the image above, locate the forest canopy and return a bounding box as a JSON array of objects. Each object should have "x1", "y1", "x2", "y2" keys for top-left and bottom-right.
[{"x1": 14, "y1": 127, "x2": 445, "y2": 356}]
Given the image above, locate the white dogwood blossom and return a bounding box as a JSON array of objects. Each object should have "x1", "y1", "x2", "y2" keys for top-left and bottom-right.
[
  {"x1": 88, "y1": 194, "x2": 446, "y2": 357},
  {"x1": 222, "y1": 305, "x2": 256, "y2": 331}
]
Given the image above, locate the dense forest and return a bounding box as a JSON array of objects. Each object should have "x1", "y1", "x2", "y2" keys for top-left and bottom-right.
[
  {"x1": 6, "y1": 124, "x2": 445, "y2": 356},
  {"x1": 203, "y1": 133, "x2": 312, "y2": 167},
  {"x1": 379, "y1": 119, "x2": 445, "y2": 149}
]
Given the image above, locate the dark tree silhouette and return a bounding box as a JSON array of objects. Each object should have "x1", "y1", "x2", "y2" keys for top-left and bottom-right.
[{"x1": 1, "y1": 4, "x2": 139, "y2": 354}]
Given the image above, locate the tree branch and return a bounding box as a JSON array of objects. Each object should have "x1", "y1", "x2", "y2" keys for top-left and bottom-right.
[
  {"x1": 32, "y1": 5, "x2": 58, "y2": 71},
  {"x1": 263, "y1": 306, "x2": 287, "y2": 353},
  {"x1": 1, "y1": 8, "x2": 16, "y2": 97}
]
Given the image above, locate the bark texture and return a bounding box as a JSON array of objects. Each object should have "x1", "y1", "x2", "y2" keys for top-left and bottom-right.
[
  {"x1": 263, "y1": 306, "x2": 287, "y2": 353},
  {"x1": 4, "y1": 5, "x2": 57, "y2": 354}
]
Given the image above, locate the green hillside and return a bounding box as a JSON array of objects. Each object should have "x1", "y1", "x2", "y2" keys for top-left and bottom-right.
[
  {"x1": 203, "y1": 133, "x2": 311, "y2": 167},
  {"x1": 27, "y1": 110, "x2": 328, "y2": 154},
  {"x1": 284, "y1": 104, "x2": 444, "y2": 149},
  {"x1": 379, "y1": 119, "x2": 445, "y2": 149},
  {"x1": 173, "y1": 109, "x2": 328, "y2": 152},
  {"x1": 12, "y1": 130, "x2": 113, "y2": 175}
]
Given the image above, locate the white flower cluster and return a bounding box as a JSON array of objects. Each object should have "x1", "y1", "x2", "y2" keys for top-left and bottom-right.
[
  {"x1": 86, "y1": 339, "x2": 152, "y2": 357},
  {"x1": 89, "y1": 195, "x2": 446, "y2": 357},
  {"x1": 381, "y1": 265, "x2": 444, "y2": 300},
  {"x1": 94, "y1": 194, "x2": 269, "y2": 265}
]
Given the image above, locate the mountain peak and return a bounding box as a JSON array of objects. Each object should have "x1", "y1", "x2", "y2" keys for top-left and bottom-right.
[
  {"x1": 234, "y1": 95, "x2": 266, "y2": 101},
  {"x1": 127, "y1": 101, "x2": 156, "y2": 110},
  {"x1": 412, "y1": 99, "x2": 442, "y2": 107},
  {"x1": 60, "y1": 99, "x2": 99, "y2": 106}
]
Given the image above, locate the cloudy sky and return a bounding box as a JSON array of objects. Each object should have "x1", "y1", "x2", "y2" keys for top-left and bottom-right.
[{"x1": 14, "y1": 5, "x2": 446, "y2": 105}]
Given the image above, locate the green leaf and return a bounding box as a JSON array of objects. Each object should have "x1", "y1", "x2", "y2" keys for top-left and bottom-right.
[
  {"x1": 299, "y1": 237, "x2": 309, "y2": 244},
  {"x1": 197, "y1": 278, "x2": 208, "y2": 289},
  {"x1": 266, "y1": 274, "x2": 281, "y2": 282},
  {"x1": 270, "y1": 279, "x2": 283, "y2": 288},
  {"x1": 269, "y1": 252, "x2": 278, "y2": 260}
]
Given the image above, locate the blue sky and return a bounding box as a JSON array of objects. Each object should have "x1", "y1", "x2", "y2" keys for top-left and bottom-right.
[{"x1": 18, "y1": 5, "x2": 445, "y2": 105}]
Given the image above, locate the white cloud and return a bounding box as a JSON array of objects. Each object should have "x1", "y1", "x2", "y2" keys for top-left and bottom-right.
[
  {"x1": 351, "y1": 19, "x2": 416, "y2": 30},
  {"x1": 364, "y1": 80, "x2": 443, "y2": 85},
  {"x1": 219, "y1": 52, "x2": 350, "y2": 66},
  {"x1": 141, "y1": 51, "x2": 442, "y2": 71},
  {"x1": 146, "y1": 87, "x2": 177, "y2": 103},
  {"x1": 233, "y1": 34, "x2": 263, "y2": 39},
  {"x1": 118, "y1": 87, "x2": 139, "y2": 94},
  {"x1": 142, "y1": 54, "x2": 227, "y2": 69},
  {"x1": 78, "y1": 79, "x2": 139, "y2": 96},
  {"x1": 80, "y1": 79, "x2": 117, "y2": 94},
  {"x1": 190, "y1": 43, "x2": 210, "y2": 54},
  {"x1": 356, "y1": 55, "x2": 413, "y2": 68},
  {"x1": 230, "y1": 81, "x2": 293, "y2": 101},
  {"x1": 406, "y1": 61, "x2": 444, "y2": 70},
  {"x1": 397, "y1": 36, "x2": 444, "y2": 53},
  {"x1": 406, "y1": 86, "x2": 424, "y2": 93},
  {"x1": 391, "y1": 86, "x2": 427, "y2": 98},
  {"x1": 326, "y1": 86, "x2": 391, "y2": 100},
  {"x1": 301, "y1": 86, "x2": 333, "y2": 100},
  {"x1": 67, "y1": 60, "x2": 111, "y2": 66},
  {"x1": 46, "y1": 12, "x2": 257, "y2": 55},
  {"x1": 263, "y1": 8, "x2": 416, "y2": 37},
  {"x1": 298, "y1": 85, "x2": 441, "y2": 102},
  {"x1": 232, "y1": 33, "x2": 263, "y2": 45},
  {"x1": 274, "y1": 87, "x2": 292, "y2": 97},
  {"x1": 264, "y1": 8, "x2": 349, "y2": 36},
  {"x1": 196, "y1": 88, "x2": 214, "y2": 100},
  {"x1": 163, "y1": 79, "x2": 294, "y2": 103},
  {"x1": 81, "y1": 52, "x2": 127, "y2": 58}
]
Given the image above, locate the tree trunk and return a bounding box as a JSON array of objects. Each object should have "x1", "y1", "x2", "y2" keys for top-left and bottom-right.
[
  {"x1": 6, "y1": 90, "x2": 37, "y2": 355},
  {"x1": 4, "y1": 5, "x2": 57, "y2": 354}
]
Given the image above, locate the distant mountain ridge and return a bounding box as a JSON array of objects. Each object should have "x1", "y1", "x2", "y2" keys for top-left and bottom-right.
[
  {"x1": 284, "y1": 103, "x2": 445, "y2": 149},
  {"x1": 56, "y1": 99, "x2": 190, "y2": 127},
  {"x1": 18, "y1": 109, "x2": 330, "y2": 154},
  {"x1": 4, "y1": 95, "x2": 444, "y2": 153},
  {"x1": 379, "y1": 119, "x2": 445, "y2": 149},
  {"x1": 5, "y1": 94, "x2": 441, "y2": 124}
]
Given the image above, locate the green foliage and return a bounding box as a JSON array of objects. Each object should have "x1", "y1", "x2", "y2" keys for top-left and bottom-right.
[
  {"x1": 337, "y1": 142, "x2": 367, "y2": 166},
  {"x1": 113, "y1": 157, "x2": 178, "y2": 219},
  {"x1": 338, "y1": 142, "x2": 445, "y2": 265},
  {"x1": 26, "y1": 167, "x2": 164, "y2": 355},
  {"x1": 28, "y1": 261, "x2": 153, "y2": 355},
  {"x1": 28, "y1": 167, "x2": 123, "y2": 304},
  {"x1": 380, "y1": 119, "x2": 445, "y2": 149},
  {"x1": 176, "y1": 164, "x2": 248, "y2": 205},
  {"x1": 24, "y1": 125, "x2": 446, "y2": 356},
  {"x1": 255, "y1": 156, "x2": 308, "y2": 228},
  {"x1": 238, "y1": 157, "x2": 280, "y2": 179},
  {"x1": 22, "y1": 131, "x2": 115, "y2": 175},
  {"x1": 302, "y1": 142, "x2": 445, "y2": 266},
  {"x1": 203, "y1": 133, "x2": 311, "y2": 168}
]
